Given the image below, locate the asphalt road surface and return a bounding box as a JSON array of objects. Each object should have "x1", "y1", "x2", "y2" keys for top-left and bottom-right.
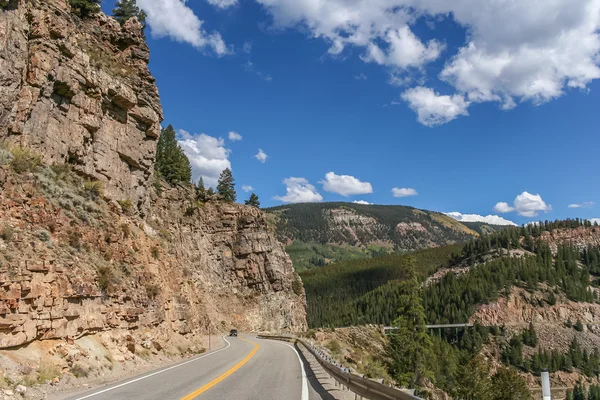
[{"x1": 63, "y1": 335, "x2": 327, "y2": 400}]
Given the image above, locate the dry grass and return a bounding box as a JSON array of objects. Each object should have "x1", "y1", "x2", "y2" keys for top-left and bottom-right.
[{"x1": 9, "y1": 146, "x2": 42, "y2": 173}]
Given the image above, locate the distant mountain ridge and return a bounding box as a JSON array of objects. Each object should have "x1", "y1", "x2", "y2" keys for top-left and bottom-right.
[{"x1": 264, "y1": 202, "x2": 506, "y2": 270}]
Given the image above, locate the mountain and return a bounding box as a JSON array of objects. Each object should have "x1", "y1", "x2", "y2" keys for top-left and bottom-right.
[{"x1": 265, "y1": 202, "x2": 504, "y2": 270}]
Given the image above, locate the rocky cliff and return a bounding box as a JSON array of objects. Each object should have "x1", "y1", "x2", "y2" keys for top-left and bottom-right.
[
  {"x1": 0, "y1": 0, "x2": 306, "y2": 360},
  {"x1": 0, "y1": 0, "x2": 162, "y2": 209}
]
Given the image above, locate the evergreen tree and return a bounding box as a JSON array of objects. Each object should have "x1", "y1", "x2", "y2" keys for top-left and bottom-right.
[
  {"x1": 385, "y1": 257, "x2": 432, "y2": 389},
  {"x1": 575, "y1": 319, "x2": 585, "y2": 332},
  {"x1": 112, "y1": 0, "x2": 146, "y2": 26},
  {"x1": 573, "y1": 380, "x2": 587, "y2": 400},
  {"x1": 196, "y1": 177, "x2": 206, "y2": 201},
  {"x1": 490, "y1": 366, "x2": 532, "y2": 400},
  {"x1": 455, "y1": 355, "x2": 493, "y2": 400},
  {"x1": 155, "y1": 125, "x2": 192, "y2": 185},
  {"x1": 69, "y1": 0, "x2": 102, "y2": 17},
  {"x1": 216, "y1": 168, "x2": 236, "y2": 202},
  {"x1": 245, "y1": 193, "x2": 260, "y2": 208}
]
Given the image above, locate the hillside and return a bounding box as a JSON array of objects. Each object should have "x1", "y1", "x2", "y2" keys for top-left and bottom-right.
[
  {"x1": 302, "y1": 219, "x2": 600, "y2": 397},
  {"x1": 265, "y1": 202, "x2": 504, "y2": 270}
]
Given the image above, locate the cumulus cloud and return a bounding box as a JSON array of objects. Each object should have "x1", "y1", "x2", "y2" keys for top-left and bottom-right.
[
  {"x1": 590, "y1": 218, "x2": 600, "y2": 225},
  {"x1": 242, "y1": 185, "x2": 254, "y2": 192},
  {"x1": 207, "y1": 0, "x2": 238, "y2": 9},
  {"x1": 275, "y1": 177, "x2": 323, "y2": 203},
  {"x1": 228, "y1": 131, "x2": 243, "y2": 141},
  {"x1": 353, "y1": 200, "x2": 372, "y2": 205},
  {"x1": 256, "y1": 0, "x2": 600, "y2": 125},
  {"x1": 493, "y1": 202, "x2": 515, "y2": 213},
  {"x1": 320, "y1": 172, "x2": 373, "y2": 197},
  {"x1": 392, "y1": 187, "x2": 418, "y2": 197},
  {"x1": 254, "y1": 149, "x2": 268, "y2": 163},
  {"x1": 569, "y1": 202, "x2": 595, "y2": 209},
  {"x1": 445, "y1": 212, "x2": 517, "y2": 226},
  {"x1": 177, "y1": 130, "x2": 230, "y2": 187},
  {"x1": 494, "y1": 191, "x2": 552, "y2": 217},
  {"x1": 138, "y1": 0, "x2": 228, "y2": 55},
  {"x1": 402, "y1": 86, "x2": 470, "y2": 126}
]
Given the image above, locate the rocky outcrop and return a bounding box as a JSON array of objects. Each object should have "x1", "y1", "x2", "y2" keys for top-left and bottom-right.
[
  {"x1": 0, "y1": 0, "x2": 162, "y2": 209},
  {"x1": 0, "y1": 165, "x2": 306, "y2": 349},
  {"x1": 540, "y1": 227, "x2": 600, "y2": 253}
]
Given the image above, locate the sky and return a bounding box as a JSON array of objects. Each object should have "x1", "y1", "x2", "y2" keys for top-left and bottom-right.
[{"x1": 102, "y1": 0, "x2": 600, "y2": 226}]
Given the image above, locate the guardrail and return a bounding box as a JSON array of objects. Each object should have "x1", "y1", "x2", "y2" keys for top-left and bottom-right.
[{"x1": 258, "y1": 334, "x2": 422, "y2": 400}]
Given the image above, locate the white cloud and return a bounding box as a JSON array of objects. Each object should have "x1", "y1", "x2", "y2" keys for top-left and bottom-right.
[
  {"x1": 402, "y1": 86, "x2": 470, "y2": 126},
  {"x1": 138, "y1": 0, "x2": 229, "y2": 55},
  {"x1": 445, "y1": 212, "x2": 517, "y2": 226},
  {"x1": 255, "y1": 149, "x2": 268, "y2": 163},
  {"x1": 207, "y1": 0, "x2": 238, "y2": 9},
  {"x1": 494, "y1": 191, "x2": 552, "y2": 217},
  {"x1": 177, "y1": 130, "x2": 231, "y2": 187},
  {"x1": 493, "y1": 202, "x2": 515, "y2": 213},
  {"x1": 228, "y1": 131, "x2": 243, "y2": 141},
  {"x1": 392, "y1": 187, "x2": 418, "y2": 197},
  {"x1": 590, "y1": 218, "x2": 600, "y2": 225},
  {"x1": 355, "y1": 73, "x2": 368, "y2": 80},
  {"x1": 353, "y1": 200, "x2": 371, "y2": 205},
  {"x1": 569, "y1": 202, "x2": 595, "y2": 209},
  {"x1": 275, "y1": 177, "x2": 323, "y2": 203},
  {"x1": 320, "y1": 172, "x2": 373, "y2": 197},
  {"x1": 242, "y1": 185, "x2": 254, "y2": 192},
  {"x1": 255, "y1": 0, "x2": 600, "y2": 125}
]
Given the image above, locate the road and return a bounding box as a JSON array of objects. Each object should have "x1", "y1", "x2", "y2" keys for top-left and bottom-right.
[{"x1": 63, "y1": 335, "x2": 328, "y2": 400}]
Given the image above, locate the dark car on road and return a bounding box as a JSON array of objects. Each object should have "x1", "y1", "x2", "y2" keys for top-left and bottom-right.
[{"x1": 229, "y1": 329, "x2": 238, "y2": 337}]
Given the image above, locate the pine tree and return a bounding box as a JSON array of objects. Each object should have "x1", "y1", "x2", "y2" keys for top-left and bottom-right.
[
  {"x1": 490, "y1": 366, "x2": 532, "y2": 400},
  {"x1": 196, "y1": 177, "x2": 206, "y2": 201},
  {"x1": 69, "y1": 0, "x2": 102, "y2": 17},
  {"x1": 385, "y1": 257, "x2": 432, "y2": 389},
  {"x1": 216, "y1": 168, "x2": 236, "y2": 202},
  {"x1": 245, "y1": 193, "x2": 260, "y2": 208},
  {"x1": 112, "y1": 0, "x2": 146, "y2": 26},
  {"x1": 155, "y1": 125, "x2": 192, "y2": 185}
]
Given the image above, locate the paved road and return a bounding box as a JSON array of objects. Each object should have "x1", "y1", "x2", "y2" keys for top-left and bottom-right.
[{"x1": 63, "y1": 335, "x2": 325, "y2": 400}]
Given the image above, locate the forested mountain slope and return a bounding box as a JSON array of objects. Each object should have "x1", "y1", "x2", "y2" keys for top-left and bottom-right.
[{"x1": 265, "y1": 202, "x2": 504, "y2": 270}]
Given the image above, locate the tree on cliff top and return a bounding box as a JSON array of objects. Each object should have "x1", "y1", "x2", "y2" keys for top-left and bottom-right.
[
  {"x1": 217, "y1": 168, "x2": 236, "y2": 202},
  {"x1": 245, "y1": 193, "x2": 260, "y2": 208},
  {"x1": 69, "y1": 0, "x2": 102, "y2": 17},
  {"x1": 112, "y1": 0, "x2": 147, "y2": 27},
  {"x1": 155, "y1": 125, "x2": 192, "y2": 185}
]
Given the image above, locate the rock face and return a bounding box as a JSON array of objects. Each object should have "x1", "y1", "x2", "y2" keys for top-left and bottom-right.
[
  {"x1": 0, "y1": 0, "x2": 306, "y2": 352},
  {"x1": 0, "y1": 166, "x2": 307, "y2": 349},
  {"x1": 0, "y1": 0, "x2": 162, "y2": 208}
]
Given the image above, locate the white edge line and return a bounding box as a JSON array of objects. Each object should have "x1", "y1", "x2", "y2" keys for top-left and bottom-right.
[
  {"x1": 272, "y1": 340, "x2": 309, "y2": 400},
  {"x1": 73, "y1": 336, "x2": 231, "y2": 400}
]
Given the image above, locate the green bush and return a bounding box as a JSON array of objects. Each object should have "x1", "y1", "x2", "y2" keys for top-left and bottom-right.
[
  {"x1": 83, "y1": 180, "x2": 103, "y2": 200},
  {"x1": 151, "y1": 246, "x2": 159, "y2": 259},
  {"x1": 0, "y1": 226, "x2": 14, "y2": 242},
  {"x1": 118, "y1": 199, "x2": 133, "y2": 213},
  {"x1": 9, "y1": 146, "x2": 42, "y2": 173}
]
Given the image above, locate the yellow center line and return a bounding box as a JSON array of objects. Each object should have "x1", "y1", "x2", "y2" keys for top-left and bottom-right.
[{"x1": 180, "y1": 337, "x2": 260, "y2": 400}]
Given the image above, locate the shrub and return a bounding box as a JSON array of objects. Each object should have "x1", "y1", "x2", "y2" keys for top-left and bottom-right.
[
  {"x1": 326, "y1": 339, "x2": 341, "y2": 355},
  {"x1": 185, "y1": 206, "x2": 196, "y2": 217},
  {"x1": 575, "y1": 319, "x2": 584, "y2": 332},
  {"x1": 146, "y1": 284, "x2": 159, "y2": 299},
  {"x1": 292, "y1": 275, "x2": 303, "y2": 296},
  {"x1": 10, "y1": 146, "x2": 42, "y2": 173},
  {"x1": 83, "y1": 180, "x2": 103, "y2": 200},
  {"x1": 97, "y1": 265, "x2": 118, "y2": 293},
  {"x1": 70, "y1": 364, "x2": 89, "y2": 378},
  {"x1": 120, "y1": 223, "x2": 131, "y2": 238},
  {"x1": 36, "y1": 230, "x2": 51, "y2": 242},
  {"x1": 0, "y1": 226, "x2": 14, "y2": 242},
  {"x1": 118, "y1": 199, "x2": 133, "y2": 213},
  {"x1": 68, "y1": 230, "x2": 83, "y2": 249},
  {"x1": 151, "y1": 246, "x2": 159, "y2": 259},
  {"x1": 37, "y1": 360, "x2": 61, "y2": 383},
  {"x1": 0, "y1": 148, "x2": 13, "y2": 165}
]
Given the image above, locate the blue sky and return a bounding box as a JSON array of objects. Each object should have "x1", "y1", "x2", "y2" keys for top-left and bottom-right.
[{"x1": 102, "y1": 0, "x2": 600, "y2": 226}]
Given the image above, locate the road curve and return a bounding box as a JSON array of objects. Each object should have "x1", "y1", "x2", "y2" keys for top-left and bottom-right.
[{"x1": 62, "y1": 335, "x2": 326, "y2": 400}]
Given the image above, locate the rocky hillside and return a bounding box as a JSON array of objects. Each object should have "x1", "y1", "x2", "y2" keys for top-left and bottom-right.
[
  {"x1": 0, "y1": 0, "x2": 162, "y2": 209},
  {"x1": 0, "y1": 0, "x2": 306, "y2": 391},
  {"x1": 265, "y1": 202, "x2": 503, "y2": 270}
]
